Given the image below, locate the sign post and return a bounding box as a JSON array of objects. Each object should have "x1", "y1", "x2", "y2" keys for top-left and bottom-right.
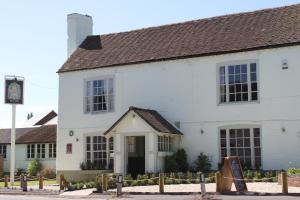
[{"x1": 4, "y1": 75, "x2": 24, "y2": 185}]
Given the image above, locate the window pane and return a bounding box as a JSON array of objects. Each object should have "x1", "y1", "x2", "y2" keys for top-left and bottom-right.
[
  {"x1": 254, "y1": 128, "x2": 260, "y2": 137},
  {"x1": 220, "y1": 129, "x2": 226, "y2": 138},
  {"x1": 250, "y1": 63, "x2": 256, "y2": 72},
  {"x1": 228, "y1": 66, "x2": 234, "y2": 74},
  {"x1": 251, "y1": 92, "x2": 258, "y2": 101},
  {"x1": 241, "y1": 64, "x2": 247, "y2": 73}
]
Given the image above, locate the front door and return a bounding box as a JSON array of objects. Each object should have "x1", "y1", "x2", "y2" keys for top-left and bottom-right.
[{"x1": 126, "y1": 136, "x2": 145, "y2": 178}]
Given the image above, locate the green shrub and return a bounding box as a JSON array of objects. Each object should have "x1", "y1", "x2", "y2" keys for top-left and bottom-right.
[
  {"x1": 288, "y1": 168, "x2": 300, "y2": 175},
  {"x1": 164, "y1": 155, "x2": 179, "y2": 173},
  {"x1": 76, "y1": 183, "x2": 84, "y2": 190},
  {"x1": 67, "y1": 184, "x2": 76, "y2": 191},
  {"x1": 108, "y1": 178, "x2": 117, "y2": 189},
  {"x1": 16, "y1": 168, "x2": 26, "y2": 176},
  {"x1": 191, "y1": 153, "x2": 211, "y2": 173},
  {"x1": 27, "y1": 159, "x2": 42, "y2": 176},
  {"x1": 174, "y1": 149, "x2": 189, "y2": 172},
  {"x1": 131, "y1": 180, "x2": 138, "y2": 186},
  {"x1": 147, "y1": 179, "x2": 155, "y2": 185}
]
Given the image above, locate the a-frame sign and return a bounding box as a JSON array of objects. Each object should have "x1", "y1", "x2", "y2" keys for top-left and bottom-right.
[{"x1": 222, "y1": 156, "x2": 247, "y2": 192}]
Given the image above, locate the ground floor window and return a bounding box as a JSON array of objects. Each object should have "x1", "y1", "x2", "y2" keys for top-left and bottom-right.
[
  {"x1": 86, "y1": 136, "x2": 112, "y2": 169},
  {"x1": 158, "y1": 135, "x2": 173, "y2": 152},
  {"x1": 0, "y1": 145, "x2": 7, "y2": 158},
  {"x1": 49, "y1": 143, "x2": 56, "y2": 158},
  {"x1": 37, "y1": 144, "x2": 46, "y2": 158},
  {"x1": 219, "y1": 127, "x2": 261, "y2": 169},
  {"x1": 27, "y1": 144, "x2": 35, "y2": 159},
  {"x1": 26, "y1": 143, "x2": 55, "y2": 159}
]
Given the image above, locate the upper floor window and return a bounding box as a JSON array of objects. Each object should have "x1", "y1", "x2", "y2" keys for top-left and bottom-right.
[
  {"x1": 219, "y1": 62, "x2": 258, "y2": 104},
  {"x1": 85, "y1": 78, "x2": 114, "y2": 113},
  {"x1": 0, "y1": 145, "x2": 7, "y2": 159}
]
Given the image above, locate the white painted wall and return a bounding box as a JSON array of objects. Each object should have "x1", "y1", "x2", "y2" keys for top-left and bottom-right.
[
  {"x1": 58, "y1": 45, "x2": 300, "y2": 171},
  {"x1": 3, "y1": 144, "x2": 56, "y2": 172}
]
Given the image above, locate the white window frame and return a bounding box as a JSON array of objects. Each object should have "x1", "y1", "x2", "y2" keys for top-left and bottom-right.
[
  {"x1": 158, "y1": 135, "x2": 173, "y2": 152},
  {"x1": 217, "y1": 60, "x2": 259, "y2": 105},
  {"x1": 36, "y1": 144, "x2": 46, "y2": 159},
  {"x1": 218, "y1": 125, "x2": 262, "y2": 169},
  {"x1": 48, "y1": 143, "x2": 56, "y2": 159},
  {"x1": 84, "y1": 76, "x2": 115, "y2": 114},
  {"x1": 27, "y1": 144, "x2": 36, "y2": 159},
  {"x1": 85, "y1": 135, "x2": 109, "y2": 169}
]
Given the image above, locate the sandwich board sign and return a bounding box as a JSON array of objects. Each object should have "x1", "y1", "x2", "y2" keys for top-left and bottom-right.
[{"x1": 222, "y1": 156, "x2": 247, "y2": 192}]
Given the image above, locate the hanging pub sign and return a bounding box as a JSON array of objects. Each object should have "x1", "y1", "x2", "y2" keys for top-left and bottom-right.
[{"x1": 4, "y1": 76, "x2": 24, "y2": 104}]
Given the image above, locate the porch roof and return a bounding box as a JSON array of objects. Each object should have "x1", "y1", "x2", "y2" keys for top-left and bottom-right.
[{"x1": 104, "y1": 106, "x2": 183, "y2": 135}]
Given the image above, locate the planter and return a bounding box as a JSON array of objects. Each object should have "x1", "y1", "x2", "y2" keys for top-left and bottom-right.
[
  {"x1": 57, "y1": 169, "x2": 112, "y2": 182},
  {"x1": 278, "y1": 174, "x2": 300, "y2": 187}
]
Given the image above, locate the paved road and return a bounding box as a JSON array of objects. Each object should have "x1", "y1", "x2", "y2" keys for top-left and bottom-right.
[{"x1": 0, "y1": 194, "x2": 300, "y2": 200}]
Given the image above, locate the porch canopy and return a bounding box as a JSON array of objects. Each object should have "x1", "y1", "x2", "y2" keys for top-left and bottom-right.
[
  {"x1": 104, "y1": 106, "x2": 183, "y2": 174},
  {"x1": 104, "y1": 106, "x2": 183, "y2": 136}
]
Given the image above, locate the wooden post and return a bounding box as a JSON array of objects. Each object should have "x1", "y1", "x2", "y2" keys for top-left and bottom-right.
[
  {"x1": 215, "y1": 172, "x2": 222, "y2": 193},
  {"x1": 159, "y1": 173, "x2": 164, "y2": 193},
  {"x1": 102, "y1": 174, "x2": 108, "y2": 192},
  {"x1": 4, "y1": 175, "x2": 8, "y2": 187},
  {"x1": 20, "y1": 175, "x2": 24, "y2": 189},
  {"x1": 59, "y1": 174, "x2": 64, "y2": 190},
  {"x1": 39, "y1": 175, "x2": 43, "y2": 189},
  {"x1": 281, "y1": 172, "x2": 288, "y2": 194}
]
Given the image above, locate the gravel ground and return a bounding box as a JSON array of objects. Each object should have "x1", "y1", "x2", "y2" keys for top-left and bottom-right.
[{"x1": 110, "y1": 183, "x2": 300, "y2": 193}]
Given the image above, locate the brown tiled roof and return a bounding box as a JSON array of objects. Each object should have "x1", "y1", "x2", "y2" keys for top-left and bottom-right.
[
  {"x1": 59, "y1": 4, "x2": 300, "y2": 73},
  {"x1": 104, "y1": 106, "x2": 183, "y2": 135},
  {"x1": 0, "y1": 125, "x2": 56, "y2": 144},
  {"x1": 34, "y1": 111, "x2": 57, "y2": 126}
]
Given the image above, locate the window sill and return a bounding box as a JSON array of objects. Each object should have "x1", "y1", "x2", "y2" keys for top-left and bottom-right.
[
  {"x1": 218, "y1": 100, "x2": 259, "y2": 106},
  {"x1": 84, "y1": 110, "x2": 115, "y2": 115}
]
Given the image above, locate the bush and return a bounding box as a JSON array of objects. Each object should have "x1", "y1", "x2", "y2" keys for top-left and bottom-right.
[
  {"x1": 27, "y1": 159, "x2": 42, "y2": 176},
  {"x1": 41, "y1": 167, "x2": 56, "y2": 179},
  {"x1": 288, "y1": 168, "x2": 300, "y2": 175},
  {"x1": 164, "y1": 155, "x2": 179, "y2": 173},
  {"x1": 174, "y1": 149, "x2": 189, "y2": 172},
  {"x1": 191, "y1": 153, "x2": 211, "y2": 173},
  {"x1": 131, "y1": 180, "x2": 138, "y2": 186},
  {"x1": 16, "y1": 168, "x2": 26, "y2": 176}
]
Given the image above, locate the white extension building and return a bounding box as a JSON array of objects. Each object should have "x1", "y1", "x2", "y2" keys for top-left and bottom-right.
[
  {"x1": 57, "y1": 4, "x2": 300, "y2": 176},
  {"x1": 0, "y1": 111, "x2": 57, "y2": 173}
]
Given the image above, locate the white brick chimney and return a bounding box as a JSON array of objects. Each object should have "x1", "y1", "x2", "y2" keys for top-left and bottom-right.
[{"x1": 67, "y1": 13, "x2": 93, "y2": 57}]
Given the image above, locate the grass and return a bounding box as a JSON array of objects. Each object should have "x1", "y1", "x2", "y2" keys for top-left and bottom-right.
[{"x1": 0, "y1": 180, "x2": 57, "y2": 187}]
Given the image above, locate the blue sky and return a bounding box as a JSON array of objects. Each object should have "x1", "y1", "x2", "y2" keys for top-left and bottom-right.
[{"x1": 0, "y1": 0, "x2": 299, "y2": 127}]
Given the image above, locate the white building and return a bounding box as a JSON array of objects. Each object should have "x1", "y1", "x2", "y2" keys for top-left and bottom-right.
[
  {"x1": 57, "y1": 4, "x2": 300, "y2": 176},
  {"x1": 0, "y1": 111, "x2": 57, "y2": 173}
]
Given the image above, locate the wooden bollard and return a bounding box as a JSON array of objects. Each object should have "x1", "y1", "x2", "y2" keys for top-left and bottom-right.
[
  {"x1": 215, "y1": 172, "x2": 222, "y2": 193},
  {"x1": 102, "y1": 174, "x2": 108, "y2": 192},
  {"x1": 159, "y1": 173, "x2": 164, "y2": 193},
  {"x1": 20, "y1": 175, "x2": 23, "y2": 189},
  {"x1": 39, "y1": 175, "x2": 43, "y2": 189},
  {"x1": 4, "y1": 175, "x2": 8, "y2": 187},
  {"x1": 59, "y1": 174, "x2": 65, "y2": 190},
  {"x1": 281, "y1": 172, "x2": 288, "y2": 194}
]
